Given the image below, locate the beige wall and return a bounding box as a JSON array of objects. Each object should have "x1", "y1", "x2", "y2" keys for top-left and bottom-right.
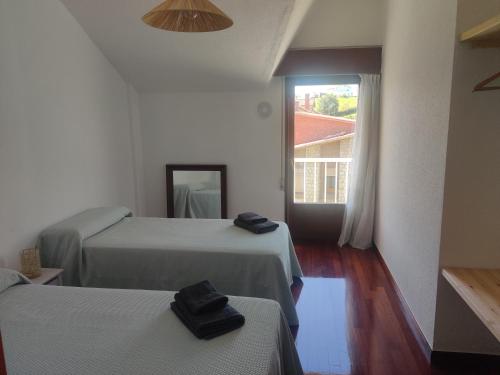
[
  {"x1": 433, "y1": 0, "x2": 500, "y2": 354},
  {"x1": 0, "y1": 0, "x2": 138, "y2": 269},
  {"x1": 375, "y1": 0, "x2": 457, "y2": 346}
]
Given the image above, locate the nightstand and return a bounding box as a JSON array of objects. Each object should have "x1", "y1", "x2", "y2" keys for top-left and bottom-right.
[{"x1": 29, "y1": 268, "x2": 64, "y2": 286}]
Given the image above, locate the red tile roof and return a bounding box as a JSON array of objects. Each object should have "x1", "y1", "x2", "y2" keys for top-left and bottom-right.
[{"x1": 295, "y1": 112, "x2": 355, "y2": 146}]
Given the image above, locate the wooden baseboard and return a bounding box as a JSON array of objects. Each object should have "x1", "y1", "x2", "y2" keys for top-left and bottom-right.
[
  {"x1": 373, "y1": 247, "x2": 433, "y2": 361},
  {"x1": 431, "y1": 351, "x2": 500, "y2": 370}
]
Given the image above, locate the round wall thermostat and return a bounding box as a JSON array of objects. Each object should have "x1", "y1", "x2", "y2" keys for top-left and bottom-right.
[{"x1": 257, "y1": 101, "x2": 272, "y2": 118}]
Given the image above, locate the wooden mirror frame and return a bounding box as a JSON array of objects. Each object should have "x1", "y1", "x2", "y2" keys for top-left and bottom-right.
[{"x1": 166, "y1": 164, "x2": 227, "y2": 219}]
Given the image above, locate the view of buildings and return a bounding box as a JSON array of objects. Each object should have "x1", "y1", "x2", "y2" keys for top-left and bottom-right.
[{"x1": 294, "y1": 85, "x2": 358, "y2": 204}]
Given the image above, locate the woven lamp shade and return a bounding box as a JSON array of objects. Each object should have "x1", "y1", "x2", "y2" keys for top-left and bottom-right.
[
  {"x1": 142, "y1": 0, "x2": 233, "y2": 32},
  {"x1": 20, "y1": 248, "x2": 41, "y2": 279}
]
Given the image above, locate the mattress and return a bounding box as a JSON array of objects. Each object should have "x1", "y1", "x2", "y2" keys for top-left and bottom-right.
[{"x1": 0, "y1": 284, "x2": 303, "y2": 375}]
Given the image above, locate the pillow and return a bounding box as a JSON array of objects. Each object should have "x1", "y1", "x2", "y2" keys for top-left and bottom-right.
[
  {"x1": 40, "y1": 206, "x2": 132, "y2": 240},
  {"x1": 0, "y1": 268, "x2": 31, "y2": 293}
]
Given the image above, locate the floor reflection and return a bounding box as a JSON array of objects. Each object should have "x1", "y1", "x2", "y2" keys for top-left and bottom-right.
[{"x1": 294, "y1": 277, "x2": 351, "y2": 375}]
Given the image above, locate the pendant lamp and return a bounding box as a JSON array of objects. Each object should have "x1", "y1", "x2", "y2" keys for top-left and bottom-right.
[{"x1": 142, "y1": 0, "x2": 233, "y2": 32}]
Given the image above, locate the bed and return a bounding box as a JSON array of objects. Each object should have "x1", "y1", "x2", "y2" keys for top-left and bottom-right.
[
  {"x1": 0, "y1": 269, "x2": 303, "y2": 375},
  {"x1": 39, "y1": 207, "x2": 303, "y2": 325}
]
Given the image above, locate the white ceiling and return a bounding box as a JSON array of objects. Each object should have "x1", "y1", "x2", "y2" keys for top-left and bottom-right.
[{"x1": 61, "y1": 0, "x2": 313, "y2": 92}]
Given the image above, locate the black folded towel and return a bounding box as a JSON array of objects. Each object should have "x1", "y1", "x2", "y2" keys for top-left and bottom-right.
[
  {"x1": 176, "y1": 280, "x2": 228, "y2": 315},
  {"x1": 237, "y1": 212, "x2": 268, "y2": 224},
  {"x1": 171, "y1": 299, "x2": 245, "y2": 339},
  {"x1": 234, "y1": 218, "x2": 279, "y2": 234}
]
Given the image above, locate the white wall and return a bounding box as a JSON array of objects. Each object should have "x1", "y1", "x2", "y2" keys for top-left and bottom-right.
[
  {"x1": 139, "y1": 79, "x2": 285, "y2": 220},
  {"x1": 0, "y1": 0, "x2": 138, "y2": 268},
  {"x1": 433, "y1": 0, "x2": 500, "y2": 354},
  {"x1": 375, "y1": 0, "x2": 457, "y2": 346},
  {"x1": 291, "y1": 0, "x2": 386, "y2": 49},
  {"x1": 127, "y1": 84, "x2": 146, "y2": 216}
]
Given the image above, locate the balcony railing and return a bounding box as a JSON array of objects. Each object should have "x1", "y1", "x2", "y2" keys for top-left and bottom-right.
[{"x1": 294, "y1": 157, "x2": 352, "y2": 204}]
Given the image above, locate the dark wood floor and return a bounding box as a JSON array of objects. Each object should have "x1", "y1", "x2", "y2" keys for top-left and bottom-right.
[
  {"x1": 0, "y1": 335, "x2": 6, "y2": 375},
  {"x1": 291, "y1": 241, "x2": 498, "y2": 375}
]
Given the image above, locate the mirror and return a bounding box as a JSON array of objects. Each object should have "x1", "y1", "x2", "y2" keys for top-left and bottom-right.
[{"x1": 166, "y1": 164, "x2": 227, "y2": 219}]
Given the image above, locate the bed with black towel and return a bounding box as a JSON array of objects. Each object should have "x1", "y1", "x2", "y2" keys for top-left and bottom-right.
[
  {"x1": 0, "y1": 269, "x2": 303, "y2": 375},
  {"x1": 38, "y1": 207, "x2": 303, "y2": 326}
]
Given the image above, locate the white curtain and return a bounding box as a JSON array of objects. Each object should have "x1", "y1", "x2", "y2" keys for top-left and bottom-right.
[{"x1": 338, "y1": 74, "x2": 380, "y2": 249}]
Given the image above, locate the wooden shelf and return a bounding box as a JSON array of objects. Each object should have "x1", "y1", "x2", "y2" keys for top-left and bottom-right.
[
  {"x1": 460, "y1": 13, "x2": 500, "y2": 48},
  {"x1": 442, "y1": 268, "x2": 500, "y2": 341}
]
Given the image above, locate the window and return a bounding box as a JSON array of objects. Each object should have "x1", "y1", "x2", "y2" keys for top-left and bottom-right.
[{"x1": 293, "y1": 84, "x2": 358, "y2": 204}]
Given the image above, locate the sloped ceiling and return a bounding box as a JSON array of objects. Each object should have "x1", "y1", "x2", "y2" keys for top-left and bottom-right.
[
  {"x1": 291, "y1": 0, "x2": 386, "y2": 49},
  {"x1": 61, "y1": 0, "x2": 314, "y2": 92}
]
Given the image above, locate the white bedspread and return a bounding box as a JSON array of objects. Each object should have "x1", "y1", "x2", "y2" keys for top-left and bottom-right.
[{"x1": 0, "y1": 284, "x2": 303, "y2": 375}]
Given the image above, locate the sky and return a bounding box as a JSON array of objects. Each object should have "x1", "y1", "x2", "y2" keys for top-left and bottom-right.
[{"x1": 295, "y1": 84, "x2": 359, "y2": 98}]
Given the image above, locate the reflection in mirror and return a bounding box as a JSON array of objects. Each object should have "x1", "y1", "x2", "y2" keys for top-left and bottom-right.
[
  {"x1": 173, "y1": 171, "x2": 221, "y2": 218},
  {"x1": 166, "y1": 165, "x2": 227, "y2": 219}
]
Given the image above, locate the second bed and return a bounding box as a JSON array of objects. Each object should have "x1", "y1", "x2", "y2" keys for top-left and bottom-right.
[{"x1": 39, "y1": 207, "x2": 303, "y2": 325}]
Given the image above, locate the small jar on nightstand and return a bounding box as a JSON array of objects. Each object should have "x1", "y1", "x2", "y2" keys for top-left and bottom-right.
[{"x1": 28, "y1": 268, "x2": 64, "y2": 286}]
